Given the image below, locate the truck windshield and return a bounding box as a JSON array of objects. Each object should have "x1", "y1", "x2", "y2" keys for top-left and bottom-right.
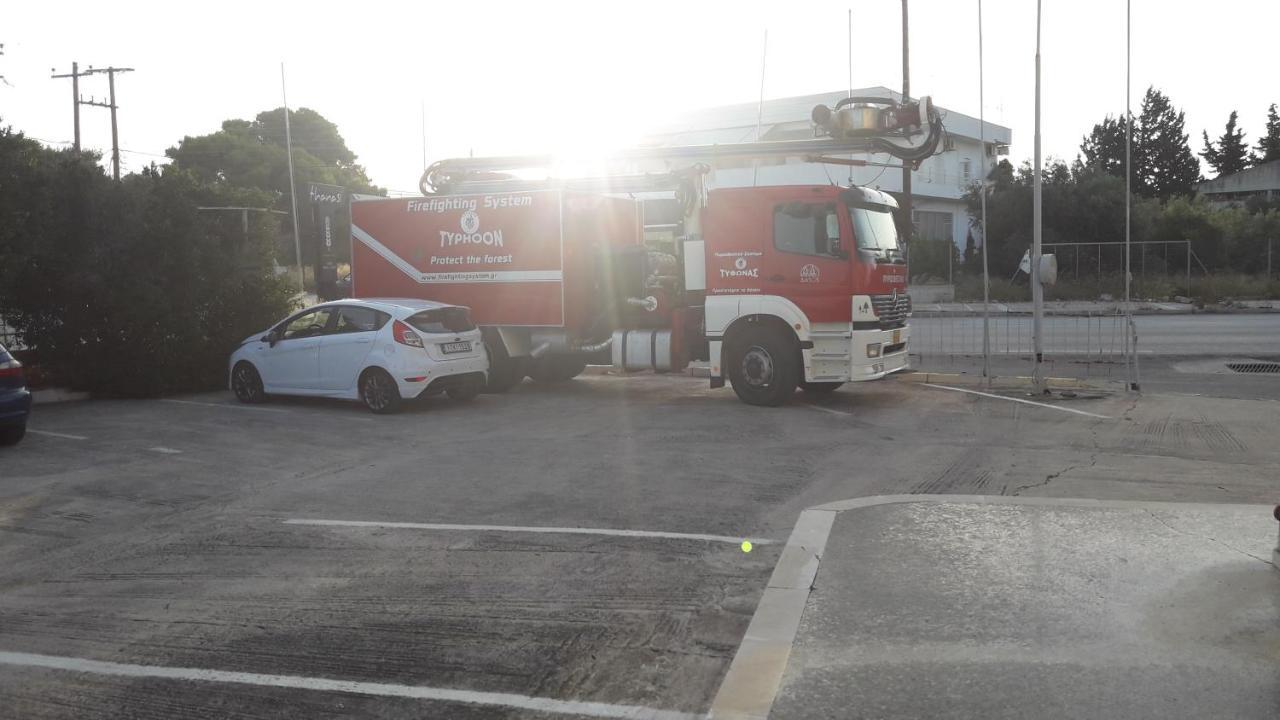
[{"x1": 848, "y1": 203, "x2": 901, "y2": 258}]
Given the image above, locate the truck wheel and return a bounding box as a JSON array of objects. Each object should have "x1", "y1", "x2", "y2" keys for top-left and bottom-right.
[
  {"x1": 359, "y1": 368, "x2": 403, "y2": 414},
  {"x1": 481, "y1": 331, "x2": 521, "y2": 393},
  {"x1": 446, "y1": 376, "x2": 482, "y2": 402},
  {"x1": 800, "y1": 381, "x2": 844, "y2": 393},
  {"x1": 726, "y1": 326, "x2": 800, "y2": 407},
  {"x1": 529, "y1": 356, "x2": 587, "y2": 383}
]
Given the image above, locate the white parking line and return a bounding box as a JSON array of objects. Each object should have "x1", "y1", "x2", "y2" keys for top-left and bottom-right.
[
  {"x1": 160, "y1": 399, "x2": 289, "y2": 413},
  {"x1": 26, "y1": 429, "x2": 89, "y2": 440},
  {"x1": 284, "y1": 519, "x2": 773, "y2": 546},
  {"x1": 921, "y1": 383, "x2": 1112, "y2": 419},
  {"x1": 0, "y1": 650, "x2": 701, "y2": 720},
  {"x1": 148, "y1": 447, "x2": 183, "y2": 455},
  {"x1": 801, "y1": 403, "x2": 851, "y2": 416}
]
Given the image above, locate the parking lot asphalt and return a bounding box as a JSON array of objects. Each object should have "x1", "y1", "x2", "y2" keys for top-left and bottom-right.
[{"x1": 1, "y1": 372, "x2": 1277, "y2": 718}]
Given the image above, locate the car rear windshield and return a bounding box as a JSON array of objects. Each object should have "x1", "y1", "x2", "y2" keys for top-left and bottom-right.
[{"x1": 406, "y1": 307, "x2": 476, "y2": 334}]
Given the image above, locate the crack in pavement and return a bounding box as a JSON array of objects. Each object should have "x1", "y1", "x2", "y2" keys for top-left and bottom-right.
[
  {"x1": 1012, "y1": 420, "x2": 1103, "y2": 496},
  {"x1": 1144, "y1": 509, "x2": 1275, "y2": 567}
]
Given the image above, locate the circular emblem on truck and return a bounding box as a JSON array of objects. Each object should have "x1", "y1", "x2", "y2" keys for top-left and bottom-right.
[
  {"x1": 800, "y1": 263, "x2": 820, "y2": 283},
  {"x1": 734, "y1": 257, "x2": 748, "y2": 270},
  {"x1": 460, "y1": 209, "x2": 480, "y2": 234}
]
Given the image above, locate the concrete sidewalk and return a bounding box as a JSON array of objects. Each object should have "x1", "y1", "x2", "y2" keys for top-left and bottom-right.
[
  {"x1": 712, "y1": 496, "x2": 1279, "y2": 720},
  {"x1": 914, "y1": 299, "x2": 1279, "y2": 315}
]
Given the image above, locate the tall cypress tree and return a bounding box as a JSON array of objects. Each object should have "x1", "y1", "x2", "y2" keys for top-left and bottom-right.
[
  {"x1": 1134, "y1": 87, "x2": 1201, "y2": 198},
  {"x1": 1200, "y1": 110, "x2": 1250, "y2": 177}
]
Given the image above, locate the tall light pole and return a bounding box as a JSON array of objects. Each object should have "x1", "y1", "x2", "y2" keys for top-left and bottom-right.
[
  {"x1": 978, "y1": 0, "x2": 991, "y2": 384},
  {"x1": 1124, "y1": 0, "x2": 1136, "y2": 391},
  {"x1": 1031, "y1": 0, "x2": 1046, "y2": 393},
  {"x1": 281, "y1": 63, "x2": 303, "y2": 282},
  {"x1": 900, "y1": 0, "x2": 913, "y2": 243}
]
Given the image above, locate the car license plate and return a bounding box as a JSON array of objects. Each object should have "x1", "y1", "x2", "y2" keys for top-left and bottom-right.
[
  {"x1": 440, "y1": 341, "x2": 471, "y2": 354},
  {"x1": 892, "y1": 329, "x2": 901, "y2": 345}
]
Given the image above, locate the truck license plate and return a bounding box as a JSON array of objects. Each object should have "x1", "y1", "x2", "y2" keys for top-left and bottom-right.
[
  {"x1": 892, "y1": 329, "x2": 901, "y2": 345},
  {"x1": 440, "y1": 341, "x2": 471, "y2": 354}
]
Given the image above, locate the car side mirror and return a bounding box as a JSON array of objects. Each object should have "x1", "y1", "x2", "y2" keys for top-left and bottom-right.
[{"x1": 265, "y1": 331, "x2": 279, "y2": 347}]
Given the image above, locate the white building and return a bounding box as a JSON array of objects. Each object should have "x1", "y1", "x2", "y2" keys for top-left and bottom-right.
[{"x1": 638, "y1": 86, "x2": 1012, "y2": 254}]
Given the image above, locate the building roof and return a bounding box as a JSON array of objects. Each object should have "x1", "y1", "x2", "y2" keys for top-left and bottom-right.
[
  {"x1": 644, "y1": 86, "x2": 1012, "y2": 147},
  {"x1": 1196, "y1": 159, "x2": 1280, "y2": 195}
]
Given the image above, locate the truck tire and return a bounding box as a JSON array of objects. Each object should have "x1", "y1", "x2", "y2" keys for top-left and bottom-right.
[
  {"x1": 799, "y1": 381, "x2": 844, "y2": 393},
  {"x1": 726, "y1": 325, "x2": 800, "y2": 407},
  {"x1": 529, "y1": 355, "x2": 587, "y2": 383},
  {"x1": 481, "y1": 330, "x2": 521, "y2": 393}
]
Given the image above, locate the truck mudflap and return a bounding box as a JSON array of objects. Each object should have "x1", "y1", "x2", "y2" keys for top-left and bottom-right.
[{"x1": 804, "y1": 324, "x2": 909, "y2": 383}]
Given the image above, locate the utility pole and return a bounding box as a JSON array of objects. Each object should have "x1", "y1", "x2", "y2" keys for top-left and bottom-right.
[
  {"x1": 281, "y1": 63, "x2": 304, "y2": 281},
  {"x1": 900, "y1": 0, "x2": 913, "y2": 244},
  {"x1": 978, "y1": 0, "x2": 991, "y2": 385},
  {"x1": 53, "y1": 64, "x2": 133, "y2": 178},
  {"x1": 50, "y1": 62, "x2": 84, "y2": 152},
  {"x1": 1031, "y1": 0, "x2": 1046, "y2": 393}
]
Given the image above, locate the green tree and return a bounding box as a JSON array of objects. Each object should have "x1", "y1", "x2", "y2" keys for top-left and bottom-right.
[
  {"x1": 1079, "y1": 115, "x2": 1128, "y2": 179},
  {"x1": 1253, "y1": 103, "x2": 1280, "y2": 164},
  {"x1": 166, "y1": 107, "x2": 384, "y2": 264},
  {"x1": 1078, "y1": 88, "x2": 1200, "y2": 199},
  {"x1": 1200, "y1": 110, "x2": 1250, "y2": 177},
  {"x1": 1134, "y1": 87, "x2": 1201, "y2": 198},
  {"x1": 0, "y1": 123, "x2": 295, "y2": 396}
]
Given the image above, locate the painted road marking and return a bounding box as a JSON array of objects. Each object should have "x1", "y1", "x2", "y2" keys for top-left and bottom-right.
[
  {"x1": 0, "y1": 650, "x2": 701, "y2": 720},
  {"x1": 26, "y1": 430, "x2": 89, "y2": 440},
  {"x1": 148, "y1": 447, "x2": 183, "y2": 455},
  {"x1": 922, "y1": 383, "x2": 1112, "y2": 419},
  {"x1": 284, "y1": 519, "x2": 773, "y2": 546},
  {"x1": 160, "y1": 399, "x2": 289, "y2": 413},
  {"x1": 801, "y1": 403, "x2": 852, "y2": 416}
]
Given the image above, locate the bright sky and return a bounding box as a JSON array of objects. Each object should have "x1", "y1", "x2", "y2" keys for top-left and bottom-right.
[{"x1": 2, "y1": 0, "x2": 1275, "y2": 194}]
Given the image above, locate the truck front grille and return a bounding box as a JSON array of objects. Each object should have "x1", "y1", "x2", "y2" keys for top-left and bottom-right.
[{"x1": 871, "y1": 294, "x2": 911, "y2": 329}]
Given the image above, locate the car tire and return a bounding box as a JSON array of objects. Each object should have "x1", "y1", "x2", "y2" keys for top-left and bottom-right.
[
  {"x1": 481, "y1": 330, "x2": 522, "y2": 393},
  {"x1": 726, "y1": 325, "x2": 800, "y2": 407},
  {"x1": 799, "y1": 381, "x2": 844, "y2": 394},
  {"x1": 359, "y1": 368, "x2": 403, "y2": 414},
  {"x1": 0, "y1": 423, "x2": 25, "y2": 446},
  {"x1": 528, "y1": 356, "x2": 587, "y2": 383},
  {"x1": 231, "y1": 362, "x2": 267, "y2": 404},
  {"x1": 446, "y1": 377, "x2": 482, "y2": 402}
]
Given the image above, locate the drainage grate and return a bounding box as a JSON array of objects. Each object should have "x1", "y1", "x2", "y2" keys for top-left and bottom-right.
[{"x1": 1225, "y1": 361, "x2": 1280, "y2": 374}]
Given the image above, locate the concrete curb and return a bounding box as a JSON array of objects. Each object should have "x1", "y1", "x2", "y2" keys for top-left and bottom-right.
[
  {"x1": 707, "y1": 494, "x2": 1275, "y2": 720},
  {"x1": 893, "y1": 371, "x2": 1099, "y2": 390},
  {"x1": 31, "y1": 387, "x2": 91, "y2": 405}
]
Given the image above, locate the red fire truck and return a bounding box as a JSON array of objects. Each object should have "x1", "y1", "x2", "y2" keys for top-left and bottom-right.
[{"x1": 350, "y1": 96, "x2": 943, "y2": 406}]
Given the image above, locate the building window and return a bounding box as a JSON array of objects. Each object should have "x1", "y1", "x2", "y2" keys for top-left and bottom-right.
[
  {"x1": 961, "y1": 158, "x2": 972, "y2": 183},
  {"x1": 912, "y1": 210, "x2": 954, "y2": 244}
]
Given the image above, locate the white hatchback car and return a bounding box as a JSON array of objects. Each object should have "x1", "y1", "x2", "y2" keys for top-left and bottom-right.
[{"x1": 228, "y1": 298, "x2": 488, "y2": 413}]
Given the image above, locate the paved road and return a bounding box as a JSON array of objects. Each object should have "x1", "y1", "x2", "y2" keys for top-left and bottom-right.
[
  {"x1": 911, "y1": 313, "x2": 1280, "y2": 356},
  {"x1": 1, "y1": 374, "x2": 1277, "y2": 718}
]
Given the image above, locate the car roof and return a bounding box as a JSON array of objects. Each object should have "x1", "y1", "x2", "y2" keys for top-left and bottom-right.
[{"x1": 319, "y1": 297, "x2": 457, "y2": 313}]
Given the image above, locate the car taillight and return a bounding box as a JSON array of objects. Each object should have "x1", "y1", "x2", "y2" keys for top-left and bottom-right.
[
  {"x1": 392, "y1": 320, "x2": 424, "y2": 348},
  {"x1": 0, "y1": 360, "x2": 23, "y2": 383}
]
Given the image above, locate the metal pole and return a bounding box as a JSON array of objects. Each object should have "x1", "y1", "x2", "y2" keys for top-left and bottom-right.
[
  {"x1": 281, "y1": 63, "x2": 304, "y2": 281},
  {"x1": 1186, "y1": 241, "x2": 1191, "y2": 296},
  {"x1": 107, "y1": 69, "x2": 120, "y2": 181},
  {"x1": 1124, "y1": 0, "x2": 1135, "y2": 390},
  {"x1": 72, "y1": 62, "x2": 80, "y2": 153},
  {"x1": 753, "y1": 30, "x2": 767, "y2": 186},
  {"x1": 849, "y1": 8, "x2": 855, "y2": 183},
  {"x1": 900, "y1": 0, "x2": 913, "y2": 243},
  {"x1": 1031, "y1": 0, "x2": 1045, "y2": 393},
  {"x1": 979, "y1": 0, "x2": 991, "y2": 384}
]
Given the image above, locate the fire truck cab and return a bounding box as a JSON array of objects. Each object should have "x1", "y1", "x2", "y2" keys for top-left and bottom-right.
[{"x1": 697, "y1": 184, "x2": 911, "y2": 406}]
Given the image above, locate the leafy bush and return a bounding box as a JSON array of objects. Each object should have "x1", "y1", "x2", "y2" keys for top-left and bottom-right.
[{"x1": 0, "y1": 126, "x2": 295, "y2": 396}]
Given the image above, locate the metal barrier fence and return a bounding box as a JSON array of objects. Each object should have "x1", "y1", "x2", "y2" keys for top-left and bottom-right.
[{"x1": 909, "y1": 310, "x2": 1136, "y2": 382}]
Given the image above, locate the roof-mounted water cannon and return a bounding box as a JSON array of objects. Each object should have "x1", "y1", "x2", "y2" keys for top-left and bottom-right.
[{"x1": 810, "y1": 96, "x2": 945, "y2": 168}]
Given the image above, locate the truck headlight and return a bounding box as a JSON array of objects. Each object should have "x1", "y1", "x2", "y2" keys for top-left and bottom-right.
[{"x1": 866, "y1": 343, "x2": 882, "y2": 358}]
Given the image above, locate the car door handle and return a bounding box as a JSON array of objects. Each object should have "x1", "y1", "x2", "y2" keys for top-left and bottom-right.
[{"x1": 769, "y1": 274, "x2": 785, "y2": 282}]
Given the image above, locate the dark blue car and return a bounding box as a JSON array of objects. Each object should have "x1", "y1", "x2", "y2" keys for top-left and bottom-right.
[{"x1": 0, "y1": 342, "x2": 31, "y2": 445}]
